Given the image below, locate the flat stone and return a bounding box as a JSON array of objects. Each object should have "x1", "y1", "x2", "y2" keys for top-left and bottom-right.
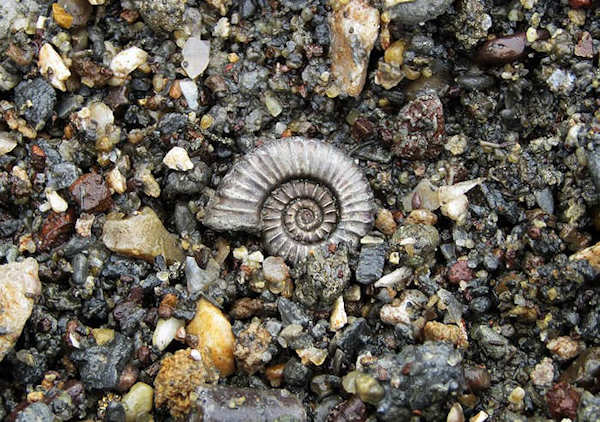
[
  {"x1": 356, "y1": 242, "x2": 387, "y2": 285},
  {"x1": 102, "y1": 207, "x2": 185, "y2": 264},
  {"x1": 0, "y1": 258, "x2": 41, "y2": 362}
]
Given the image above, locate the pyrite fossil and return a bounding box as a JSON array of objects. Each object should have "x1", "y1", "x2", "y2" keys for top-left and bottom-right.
[{"x1": 203, "y1": 137, "x2": 375, "y2": 263}]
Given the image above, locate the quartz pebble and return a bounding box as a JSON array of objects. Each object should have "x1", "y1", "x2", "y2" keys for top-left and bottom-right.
[
  {"x1": 102, "y1": 207, "x2": 185, "y2": 264},
  {"x1": 38, "y1": 43, "x2": 71, "y2": 91},
  {"x1": 328, "y1": 0, "x2": 379, "y2": 97},
  {"x1": 121, "y1": 382, "x2": 153, "y2": 422},
  {"x1": 0, "y1": 258, "x2": 41, "y2": 361},
  {"x1": 179, "y1": 79, "x2": 199, "y2": 110},
  {"x1": 186, "y1": 298, "x2": 235, "y2": 376},
  {"x1": 163, "y1": 146, "x2": 194, "y2": 171},
  {"x1": 330, "y1": 296, "x2": 347, "y2": 331},
  {"x1": 182, "y1": 37, "x2": 210, "y2": 79}
]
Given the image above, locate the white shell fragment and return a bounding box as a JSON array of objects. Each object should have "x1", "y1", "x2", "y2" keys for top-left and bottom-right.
[
  {"x1": 0, "y1": 132, "x2": 17, "y2": 156},
  {"x1": 163, "y1": 146, "x2": 194, "y2": 171},
  {"x1": 38, "y1": 43, "x2": 71, "y2": 91},
  {"x1": 110, "y1": 46, "x2": 149, "y2": 78},
  {"x1": 152, "y1": 317, "x2": 184, "y2": 351},
  {"x1": 182, "y1": 37, "x2": 210, "y2": 79},
  {"x1": 203, "y1": 138, "x2": 375, "y2": 264}
]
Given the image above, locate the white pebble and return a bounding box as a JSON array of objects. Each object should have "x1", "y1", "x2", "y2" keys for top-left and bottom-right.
[
  {"x1": 107, "y1": 167, "x2": 127, "y2": 194},
  {"x1": 45, "y1": 189, "x2": 68, "y2": 213},
  {"x1": 330, "y1": 296, "x2": 347, "y2": 331},
  {"x1": 179, "y1": 79, "x2": 199, "y2": 110},
  {"x1": 182, "y1": 37, "x2": 210, "y2": 79},
  {"x1": 163, "y1": 146, "x2": 194, "y2": 171},
  {"x1": 110, "y1": 46, "x2": 149, "y2": 78},
  {"x1": 38, "y1": 43, "x2": 71, "y2": 91},
  {"x1": 152, "y1": 318, "x2": 184, "y2": 351}
]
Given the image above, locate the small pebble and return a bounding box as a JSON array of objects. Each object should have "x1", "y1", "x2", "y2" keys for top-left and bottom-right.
[{"x1": 163, "y1": 146, "x2": 194, "y2": 171}]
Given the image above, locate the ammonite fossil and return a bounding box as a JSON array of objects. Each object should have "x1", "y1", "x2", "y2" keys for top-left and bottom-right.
[{"x1": 203, "y1": 137, "x2": 375, "y2": 264}]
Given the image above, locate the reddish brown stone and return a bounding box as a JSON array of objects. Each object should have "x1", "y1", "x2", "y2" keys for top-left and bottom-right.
[
  {"x1": 69, "y1": 173, "x2": 112, "y2": 213},
  {"x1": 476, "y1": 33, "x2": 526, "y2": 65},
  {"x1": 71, "y1": 58, "x2": 113, "y2": 87},
  {"x1": 351, "y1": 117, "x2": 375, "y2": 140},
  {"x1": 120, "y1": 9, "x2": 140, "y2": 23},
  {"x1": 569, "y1": 0, "x2": 591, "y2": 8},
  {"x1": 327, "y1": 396, "x2": 367, "y2": 422},
  {"x1": 30, "y1": 145, "x2": 46, "y2": 170},
  {"x1": 39, "y1": 209, "x2": 75, "y2": 251},
  {"x1": 448, "y1": 260, "x2": 473, "y2": 284},
  {"x1": 158, "y1": 293, "x2": 178, "y2": 319},
  {"x1": 391, "y1": 94, "x2": 445, "y2": 160},
  {"x1": 546, "y1": 381, "x2": 580, "y2": 420}
]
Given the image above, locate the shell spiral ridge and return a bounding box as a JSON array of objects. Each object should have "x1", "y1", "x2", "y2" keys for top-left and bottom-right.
[{"x1": 203, "y1": 137, "x2": 375, "y2": 263}]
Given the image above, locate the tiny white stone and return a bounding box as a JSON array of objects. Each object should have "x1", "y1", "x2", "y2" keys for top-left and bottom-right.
[
  {"x1": 152, "y1": 318, "x2": 184, "y2": 351},
  {"x1": 45, "y1": 189, "x2": 68, "y2": 213},
  {"x1": 233, "y1": 246, "x2": 248, "y2": 260},
  {"x1": 88, "y1": 0, "x2": 105, "y2": 4},
  {"x1": 110, "y1": 46, "x2": 149, "y2": 78},
  {"x1": 213, "y1": 18, "x2": 230, "y2": 38},
  {"x1": 107, "y1": 167, "x2": 127, "y2": 194},
  {"x1": 38, "y1": 43, "x2": 71, "y2": 91},
  {"x1": 182, "y1": 37, "x2": 210, "y2": 79},
  {"x1": 330, "y1": 296, "x2": 347, "y2": 331},
  {"x1": 179, "y1": 79, "x2": 199, "y2": 110},
  {"x1": 163, "y1": 146, "x2": 194, "y2": 171}
]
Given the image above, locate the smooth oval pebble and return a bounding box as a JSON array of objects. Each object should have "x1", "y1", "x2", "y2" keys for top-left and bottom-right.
[
  {"x1": 476, "y1": 33, "x2": 526, "y2": 65},
  {"x1": 186, "y1": 298, "x2": 235, "y2": 376}
]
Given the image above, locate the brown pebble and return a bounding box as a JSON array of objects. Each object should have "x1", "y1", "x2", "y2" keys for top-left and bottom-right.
[
  {"x1": 328, "y1": 396, "x2": 367, "y2": 422},
  {"x1": 464, "y1": 365, "x2": 491, "y2": 392},
  {"x1": 569, "y1": 0, "x2": 591, "y2": 8},
  {"x1": 38, "y1": 209, "x2": 75, "y2": 251},
  {"x1": 476, "y1": 33, "x2": 526, "y2": 65},
  {"x1": 230, "y1": 297, "x2": 264, "y2": 320},
  {"x1": 448, "y1": 260, "x2": 473, "y2": 284},
  {"x1": 71, "y1": 57, "x2": 113, "y2": 87},
  {"x1": 265, "y1": 363, "x2": 285, "y2": 387},
  {"x1": 30, "y1": 145, "x2": 46, "y2": 171},
  {"x1": 69, "y1": 173, "x2": 113, "y2": 213},
  {"x1": 158, "y1": 293, "x2": 177, "y2": 319},
  {"x1": 375, "y1": 208, "x2": 397, "y2": 236},
  {"x1": 116, "y1": 364, "x2": 139, "y2": 392},
  {"x1": 546, "y1": 381, "x2": 580, "y2": 420}
]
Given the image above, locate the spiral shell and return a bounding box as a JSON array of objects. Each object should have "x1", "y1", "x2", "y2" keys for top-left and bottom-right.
[{"x1": 203, "y1": 138, "x2": 375, "y2": 263}]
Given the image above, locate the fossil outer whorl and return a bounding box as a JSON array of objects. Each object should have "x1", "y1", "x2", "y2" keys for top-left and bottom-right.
[{"x1": 203, "y1": 137, "x2": 375, "y2": 263}]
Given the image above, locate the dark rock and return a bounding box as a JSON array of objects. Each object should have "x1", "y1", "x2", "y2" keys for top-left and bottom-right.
[
  {"x1": 560, "y1": 347, "x2": 600, "y2": 391},
  {"x1": 10, "y1": 348, "x2": 47, "y2": 385},
  {"x1": 191, "y1": 384, "x2": 307, "y2": 421},
  {"x1": 387, "y1": 0, "x2": 453, "y2": 25},
  {"x1": 277, "y1": 297, "x2": 310, "y2": 327},
  {"x1": 71, "y1": 253, "x2": 88, "y2": 285},
  {"x1": 326, "y1": 396, "x2": 366, "y2": 422},
  {"x1": 162, "y1": 160, "x2": 211, "y2": 198},
  {"x1": 174, "y1": 202, "x2": 197, "y2": 234},
  {"x1": 104, "y1": 401, "x2": 126, "y2": 422},
  {"x1": 15, "y1": 402, "x2": 54, "y2": 422},
  {"x1": 158, "y1": 112, "x2": 187, "y2": 135},
  {"x1": 294, "y1": 245, "x2": 350, "y2": 308},
  {"x1": 366, "y1": 342, "x2": 465, "y2": 421},
  {"x1": 471, "y1": 324, "x2": 516, "y2": 361},
  {"x1": 46, "y1": 163, "x2": 82, "y2": 190},
  {"x1": 133, "y1": 0, "x2": 184, "y2": 33},
  {"x1": 332, "y1": 318, "x2": 370, "y2": 358},
  {"x1": 70, "y1": 332, "x2": 133, "y2": 390},
  {"x1": 577, "y1": 391, "x2": 600, "y2": 422},
  {"x1": 455, "y1": 72, "x2": 495, "y2": 91},
  {"x1": 356, "y1": 242, "x2": 387, "y2": 285},
  {"x1": 14, "y1": 78, "x2": 56, "y2": 130},
  {"x1": 284, "y1": 357, "x2": 312, "y2": 387}
]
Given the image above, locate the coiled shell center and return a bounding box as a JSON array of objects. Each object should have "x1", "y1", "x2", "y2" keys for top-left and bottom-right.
[{"x1": 262, "y1": 180, "x2": 338, "y2": 246}]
